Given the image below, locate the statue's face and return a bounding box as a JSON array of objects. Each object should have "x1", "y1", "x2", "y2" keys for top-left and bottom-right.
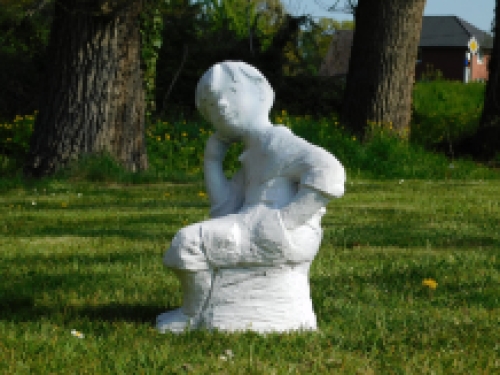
[{"x1": 198, "y1": 66, "x2": 260, "y2": 142}]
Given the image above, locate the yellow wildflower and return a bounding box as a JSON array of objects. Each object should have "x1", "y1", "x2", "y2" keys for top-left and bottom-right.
[
  {"x1": 422, "y1": 278, "x2": 438, "y2": 290},
  {"x1": 182, "y1": 132, "x2": 187, "y2": 137},
  {"x1": 198, "y1": 191, "x2": 207, "y2": 198},
  {"x1": 61, "y1": 202, "x2": 68, "y2": 208}
]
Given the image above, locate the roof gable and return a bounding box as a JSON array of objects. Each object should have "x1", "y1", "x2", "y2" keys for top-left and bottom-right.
[{"x1": 419, "y1": 16, "x2": 493, "y2": 49}]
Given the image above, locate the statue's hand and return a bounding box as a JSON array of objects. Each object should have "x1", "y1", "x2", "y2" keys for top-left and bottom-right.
[
  {"x1": 251, "y1": 206, "x2": 290, "y2": 253},
  {"x1": 251, "y1": 205, "x2": 323, "y2": 264},
  {"x1": 204, "y1": 133, "x2": 231, "y2": 162}
]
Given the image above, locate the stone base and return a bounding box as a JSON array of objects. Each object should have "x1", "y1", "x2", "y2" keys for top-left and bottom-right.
[{"x1": 200, "y1": 263, "x2": 317, "y2": 333}]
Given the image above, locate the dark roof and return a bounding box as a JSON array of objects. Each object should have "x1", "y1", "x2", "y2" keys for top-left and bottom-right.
[{"x1": 419, "y1": 16, "x2": 493, "y2": 49}]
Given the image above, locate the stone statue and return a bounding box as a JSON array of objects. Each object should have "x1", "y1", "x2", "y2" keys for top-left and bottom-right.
[{"x1": 157, "y1": 61, "x2": 345, "y2": 333}]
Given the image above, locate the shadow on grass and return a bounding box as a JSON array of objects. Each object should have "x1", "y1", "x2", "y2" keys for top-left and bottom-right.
[
  {"x1": 0, "y1": 252, "x2": 179, "y2": 324},
  {"x1": 4, "y1": 204, "x2": 499, "y2": 249},
  {"x1": 76, "y1": 303, "x2": 173, "y2": 324},
  {"x1": 2, "y1": 213, "x2": 185, "y2": 241},
  {"x1": 0, "y1": 295, "x2": 172, "y2": 325}
]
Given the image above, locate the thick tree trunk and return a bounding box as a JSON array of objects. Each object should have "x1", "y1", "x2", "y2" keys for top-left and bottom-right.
[
  {"x1": 341, "y1": 0, "x2": 426, "y2": 138},
  {"x1": 24, "y1": 0, "x2": 148, "y2": 177},
  {"x1": 457, "y1": 0, "x2": 500, "y2": 160}
]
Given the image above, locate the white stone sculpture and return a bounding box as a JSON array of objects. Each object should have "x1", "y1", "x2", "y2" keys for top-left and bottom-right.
[{"x1": 156, "y1": 61, "x2": 346, "y2": 333}]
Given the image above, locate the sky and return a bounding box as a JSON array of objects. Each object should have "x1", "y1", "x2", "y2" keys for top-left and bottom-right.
[{"x1": 285, "y1": 0, "x2": 495, "y2": 33}]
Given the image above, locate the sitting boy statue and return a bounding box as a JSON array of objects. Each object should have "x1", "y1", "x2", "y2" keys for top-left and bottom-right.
[{"x1": 157, "y1": 61, "x2": 345, "y2": 333}]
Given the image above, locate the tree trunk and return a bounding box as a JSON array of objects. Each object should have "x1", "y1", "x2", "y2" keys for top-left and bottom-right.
[
  {"x1": 24, "y1": 0, "x2": 148, "y2": 177},
  {"x1": 459, "y1": 0, "x2": 500, "y2": 160},
  {"x1": 341, "y1": 0, "x2": 426, "y2": 138}
]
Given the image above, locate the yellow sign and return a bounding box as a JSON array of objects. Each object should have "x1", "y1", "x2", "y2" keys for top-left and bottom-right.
[{"x1": 468, "y1": 37, "x2": 479, "y2": 55}]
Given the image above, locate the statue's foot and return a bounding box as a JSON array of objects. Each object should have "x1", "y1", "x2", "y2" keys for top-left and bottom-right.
[{"x1": 156, "y1": 308, "x2": 196, "y2": 333}]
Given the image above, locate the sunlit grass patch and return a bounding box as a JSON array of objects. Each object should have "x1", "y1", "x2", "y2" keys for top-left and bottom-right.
[{"x1": 1, "y1": 178, "x2": 499, "y2": 373}]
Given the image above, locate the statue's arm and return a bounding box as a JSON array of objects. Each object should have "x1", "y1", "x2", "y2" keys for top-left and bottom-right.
[
  {"x1": 204, "y1": 134, "x2": 244, "y2": 217},
  {"x1": 280, "y1": 186, "x2": 330, "y2": 230},
  {"x1": 280, "y1": 145, "x2": 346, "y2": 230}
]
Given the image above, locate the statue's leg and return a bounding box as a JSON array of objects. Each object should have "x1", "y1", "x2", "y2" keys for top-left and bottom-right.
[
  {"x1": 156, "y1": 270, "x2": 212, "y2": 333},
  {"x1": 176, "y1": 269, "x2": 213, "y2": 316},
  {"x1": 157, "y1": 223, "x2": 213, "y2": 333}
]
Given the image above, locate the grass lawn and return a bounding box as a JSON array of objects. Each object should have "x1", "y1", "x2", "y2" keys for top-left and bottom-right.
[{"x1": 1, "y1": 178, "x2": 499, "y2": 374}]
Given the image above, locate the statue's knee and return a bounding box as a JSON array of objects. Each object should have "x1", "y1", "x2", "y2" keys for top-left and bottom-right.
[
  {"x1": 168, "y1": 225, "x2": 198, "y2": 250},
  {"x1": 164, "y1": 224, "x2": 207, "y2": 270},
  {"x1": 285, "y1": 226, "x2": 322, "y2": 264}
]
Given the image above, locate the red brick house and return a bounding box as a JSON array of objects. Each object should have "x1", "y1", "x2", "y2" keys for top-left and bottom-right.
[
  {"x1": 416, "y1": 16, "x2": 492, "y2": 82},
  {"x1": 320, "y1": 16, "x2": 493, "y2": 82}
]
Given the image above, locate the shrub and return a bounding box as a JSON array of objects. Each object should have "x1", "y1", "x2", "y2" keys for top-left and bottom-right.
[
  {"x1": 2, "y1": 109, "x2": 499, "y2": 185},
  {"x1": 0, "y1": 113, "x2": 35, "y2": 175},
  {"x1": 419, "y1": 64, "x2": 444, "y2": 82},
  {"x1": 411, "y1": 81, "x2": 485, "y2": 157}
]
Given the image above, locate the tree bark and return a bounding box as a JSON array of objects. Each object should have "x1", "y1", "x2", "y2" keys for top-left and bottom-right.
[
  {"x1": 341, "y1": 0, "x2": 426, "y2": 138},
  {"x1": 24, "y1": 0, "x2": 148, "y2": 177}
]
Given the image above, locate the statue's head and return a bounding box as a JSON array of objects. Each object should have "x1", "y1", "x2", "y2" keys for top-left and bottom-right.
[{"x1": 195, "y1": 61, "x2": 274, "y2": 142}]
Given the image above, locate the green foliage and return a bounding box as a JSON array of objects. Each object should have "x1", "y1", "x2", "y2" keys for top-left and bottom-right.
[
  {"x1": 194, "y1": 0, "x2": 286, "y2": 49},
  {"x1": 0, "y1": 2, "x2": 51, "y2": 120},
  {"x1": 0, "y1": 0, "x2": 169, "y2": 122},
  {"x1": 418, "y1": 64, "x2": 445, "y2": 82},
  {"x1": 273, "y1": 76, "x2": 344, "y2": 116},
  {"x1": 1, "y1": 178, "x2": 499, "y2": 373},
  {"x1": 411, "y1": 81, "x2": 486, "y2": 156},
  {"x1": 54, "y1": 153, "x2": 133, "y2": 183},
  {"x1": 152, "y1": 4, "x2": 354, "y2": 115},
  {"x1": 0, "y1": 0, "x2": 347, "y2": 122},
  {"x1": 2, "y1": 108, "x2": 500, "y2": 185},
  {"x1": 146, "y1": 114, "x2": 243, "y2": 179},
  {"x1": 284, "y1": 17, "x2": 354, "y2": 76},
  {"x1": 154, "y1": 0, "x2": 316, "y2": 116},
  {"x1": 282, "y1": 113, "x2": 497, "y2": 180},
  {"x1": 0, "y1": 113, "x2": 35, "y2": 174},
  {"x1": 146, "y1": 115, "x2": 208, "y2": 178},
  {"x1": 143, "y1": 110, "x2": 498, "y2": 182},
  {"x1": 140, "y1": 1, "x2": 164, "y2": 119}
]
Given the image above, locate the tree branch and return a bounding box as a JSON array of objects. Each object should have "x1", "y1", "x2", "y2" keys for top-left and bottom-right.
[{"x1": 161, "y1": 44, "x2": 189, "y2": 115}]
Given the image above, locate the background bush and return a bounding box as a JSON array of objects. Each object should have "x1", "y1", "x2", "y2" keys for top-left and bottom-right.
[
  {"x1": 410, "y1": 80, "x2": 486, "y2": 157},
  {"x1": 0, "y1": 4, "x2": 51, "y2": 122},
  {"x1": 2, "y1": 96, "x2": 499, "y2": 185}
]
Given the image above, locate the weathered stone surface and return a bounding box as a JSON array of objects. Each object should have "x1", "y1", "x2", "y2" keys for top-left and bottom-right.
[{"x1": 157, "y1": 61, "x2": 345, "y2": 333}]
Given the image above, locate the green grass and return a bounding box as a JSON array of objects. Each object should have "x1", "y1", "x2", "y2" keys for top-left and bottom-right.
[{"x1": 1, "y1": 178, "x2": 499, "y2": 374}]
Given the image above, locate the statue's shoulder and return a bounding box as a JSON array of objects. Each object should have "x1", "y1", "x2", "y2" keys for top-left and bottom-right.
[
  {"x1": 263, "y1": 126, "x2": 304, "y2": 153},
  {"x1": 265, "y1": 125, "x2": 343, "y2": 172}
]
